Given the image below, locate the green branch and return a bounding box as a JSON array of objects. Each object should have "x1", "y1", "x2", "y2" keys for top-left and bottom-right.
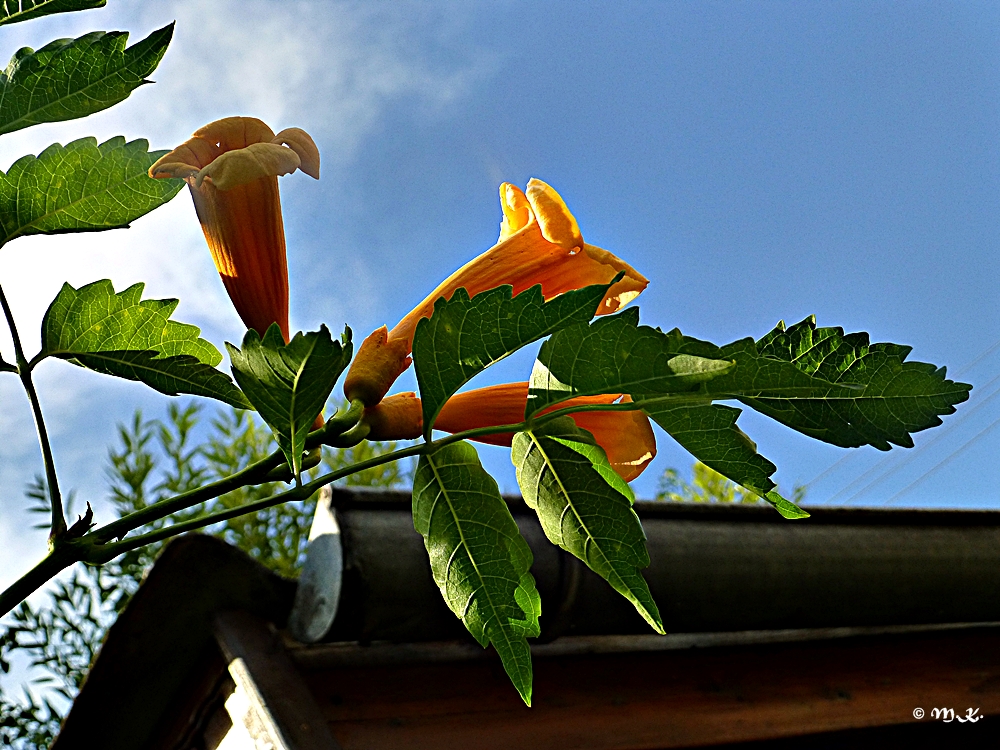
[
  {"x1": 0, "y1": 283, "x2": 67, "y2": 541},
  {"x1": 0, "y1": 393, "x2": 690, "y2": 617}
]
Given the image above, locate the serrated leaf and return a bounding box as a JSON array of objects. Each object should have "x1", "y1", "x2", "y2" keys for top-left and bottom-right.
[
  {"x1": 644, "y1": 401, "x2": 777, "y2": 496},
  {"x1": 697, "y1": 318, "x2": 972, "y2": 450},
  {"x1": 526, "y1": 308, "x2": 735, "y2": 417},
  {"x1": 0, "y1": 25, "x2": 173, "y2": 136},
  {"x1": 228, "y1": 325, "x2": 352, "y2": 478},
  {"x1": 643, "y1": 400, "x2": 809, "y2": 518},
  {"x1": 512, "y1": 419, "x2": 663, "y2": 634},
  {"x1": 413, "y1": 281, "x2": 612, "y2": 438},
  {"x1": 0, "y1": 136, "x2": 183, "y2": 247},
  {"x1": 413, "y1": 441, "x2": 540, "y2": 705},
  {"x1": 39, "y1": 280, "x2": 249, "y2": 408},
  {"x1": 0, "y1": 0, "x2": 104, "y2": 27}
]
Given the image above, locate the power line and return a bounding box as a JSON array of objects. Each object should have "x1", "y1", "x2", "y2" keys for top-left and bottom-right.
[
  {"x1": 883, "y1": 414, "x2": 1000, "y2": 506},
  {"x1": 832, "y1": 372, "x2": 1000, "y2": 504},
  {"x1": 805, "y1": 336, "x2": 1000, "y2": 501}
]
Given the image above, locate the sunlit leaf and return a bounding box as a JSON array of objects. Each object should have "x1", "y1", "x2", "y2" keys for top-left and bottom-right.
[
  {"x1": 228, "y1": 325, "x2": 352, "y2": 478},
  {"x1": 413, "y1": 281, "x2": 611, "y2": 438},
  {"x1": 413, "y1": 440, "x2": 540, "y2": 705},
  {"x1": 526, "y1": 308, "x2": 734, "y2": 416},
  {"x1": 643, "y1": 400, "x2": 809, "y2": 518},
  {"x1": 0, "y1": 25, "x2": 173, "y2": 135},
  {"x1": 680, "y1": 317, "x2": 973, "y2": 450},
  {"x1": 39, "y1": 280, "x2": 249, "y2": 408},
  {"x1": 0, "y1": 0, "x2": 104, "y2": 28},
  {"x1": 0, "y1": 136, "x2": 182, "y2": 247},
  {"x1": 512, "y1": 419, "x2": 663, "y2": 633}
]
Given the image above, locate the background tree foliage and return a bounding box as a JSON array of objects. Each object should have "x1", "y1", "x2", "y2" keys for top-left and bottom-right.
[{"x1": 0, "y1": 402, "x2": 408, "y2": 748}]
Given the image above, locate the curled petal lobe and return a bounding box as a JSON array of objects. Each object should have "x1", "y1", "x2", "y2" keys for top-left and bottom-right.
[
  {"x1": 388, "y1": 178, "x2": 647, "y2": 348},
  {"x1": 273, "y1": 128, "x2": 321, "y2": 179},
  {"x1": 148, "y1": 116, "x2": 320, "y2": 343},
  {"x1": 498, "y1": 182, "x2": 532, "y2": 242},
  {"x1": 525, "y1": 178, "x2": 582, "y2": 250}
]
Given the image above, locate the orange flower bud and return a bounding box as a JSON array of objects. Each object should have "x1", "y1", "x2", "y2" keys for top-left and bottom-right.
[
  {"x1": 342, "y1": 326, "x2": 412, "y2": 406},
  {"x1": 435, "y1": 383, "x2": 656, "y2": 482},
  {"x1": 364, "y1": 392, "x2": 423, "y2": 440}
]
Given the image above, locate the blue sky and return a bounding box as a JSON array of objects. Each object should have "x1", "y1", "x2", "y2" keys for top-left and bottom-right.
[{"x1": 1, "y1": 0, "x2": 999, "y2": 591}]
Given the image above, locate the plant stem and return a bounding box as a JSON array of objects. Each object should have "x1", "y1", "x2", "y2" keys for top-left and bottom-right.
[
  {"x1": 90, "y1": 449, "x2": 285, "y2": 543},
  {"x1": 0, "y1": 546, "x2": 78, "y2": 619},
  {"x1": 90, "y1": 440, "x2": 428, "y2": 561},
  {"x1": 0, "y1": 283, "x2": 67, "y2": 540},
  {"x1": 92, "y1": 395, "x2": 694, "y2": 544},
  {"x1": 0, "y1": 394, "x2": 686, "y2": 613}
]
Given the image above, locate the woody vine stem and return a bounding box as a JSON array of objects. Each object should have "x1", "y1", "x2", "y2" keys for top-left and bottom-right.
[
  {"x1": 0, "y1": 282, "x2": 67, "y2": 541},
  {"x1": 0, "y1": 393, "x2": 690, "y2": 619}
]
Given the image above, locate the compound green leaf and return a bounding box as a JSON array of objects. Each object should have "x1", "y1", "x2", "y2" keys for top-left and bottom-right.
[
  {"x1": 644, "y1": 401, "x2": 776, "y2": 497},
  {"x1": 0, "y1": 136, "x2": 183, "y2": 247},
  {"x1": 228, "y1": 325, "x2": 352, "y2": 478},
  {"x1": 512, "y1": 419, "x2": 663, "y2": 634},
  {"x1": 0, "y1": 25, "x2": 173, "y2": 136},
  {"x1": 642, "y1": 401, "x2": 808, "y2": 518},
  {"x1": 0, "y1": 0, "x2": 104, "y2": 27},
  {"x1": 413, "y1": 281, "x2": 612, "y2": 438},
  {"x1": 692, "y1": 317, "x2": 973, "y2": 450},
  {"x1": 39, "y1": 280, "x2": 249, "y2": 408},
  {"x1": 413, "y1": 440, "x2": 540, "y2": 705},
  {"x1": 526, "y1": 308, "x2": 735, "y2": 417}
]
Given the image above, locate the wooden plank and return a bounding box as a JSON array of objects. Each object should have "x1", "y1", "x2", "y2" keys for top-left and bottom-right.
[
  {"x1": 297, "y1": 626, "x2": 1000, "y2": 749},
  {"x1": 214, "y1": 610, "x2": 341, "y2": 750}
]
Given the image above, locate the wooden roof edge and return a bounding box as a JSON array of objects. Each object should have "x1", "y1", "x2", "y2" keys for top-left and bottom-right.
[{"x1": 52, "y1": 534, "x2": 297, "y2": 750}]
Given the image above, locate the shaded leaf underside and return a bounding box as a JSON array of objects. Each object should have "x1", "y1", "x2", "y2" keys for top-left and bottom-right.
[
  {"x1": 512, "y1": 421, "x2": 663, "y2": 633},
  {"x1": 228, "y1": 325, "x2": 351, "y2": 476},
  {"x1": 413, "y1": 441, "x2": 540, "y2": 705},
  {"x1": 0, "y1": 25, "x2": 173, "y2": 135},
  {"x1": 413, "y1": 281, "x2": 612, "y2": 438},
  {"x1": 40, "y1": 280, "x2": 249, "y2": 408},
  {"x1": 0, "y1": 0, "x2": 105, "y2": 27}
]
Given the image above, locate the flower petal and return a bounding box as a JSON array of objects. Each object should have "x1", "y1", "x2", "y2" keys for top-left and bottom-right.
[
  {"x1": 273, "y1": 128, "x2": 320, "y2": 180},
  {"x1": 193, "y1": 116, "x2": 276, "y2": 151},
  {"x1": 498, "y1": 182, "x2": 532, "y2": 242},
  {"x1": 525, "y1": 178, "x2": 582, "y2": 250},
  {"x1": 568, "y1": 395, "x2": 656, "y2": 482},
  {"x1": 188, "y1": 175, "x2": 289, "y2": 340},
  {"x1": 196, "y1": 142, "x2": 302, "y2": 191}
]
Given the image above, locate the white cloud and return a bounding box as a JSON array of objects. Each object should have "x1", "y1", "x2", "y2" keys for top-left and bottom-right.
[{"x1": 0, "y1": 0, "x2": 491, "y2": 594}]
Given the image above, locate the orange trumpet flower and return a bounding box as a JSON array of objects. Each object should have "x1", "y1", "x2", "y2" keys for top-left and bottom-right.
[
  {"x1": 365, "y1": 383, "x2": 656, "y2": 482},
  {"x1": 344, "y1": 179, "x2": 648, "y2": 406},
  {"x1": 149, "y1": 116, "x2": 320, "y2": 342}
]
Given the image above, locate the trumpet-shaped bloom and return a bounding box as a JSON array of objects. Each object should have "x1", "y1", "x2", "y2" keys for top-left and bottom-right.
[
  {"x1": 344, "y1": 178, "x2": 648, "y2": 405},
  {"x1": 365, "y1": 383, "x2": 656, "y2": 482},
  {"x1": 149, "y1": 117, "x2": 319, "y2": 342}
]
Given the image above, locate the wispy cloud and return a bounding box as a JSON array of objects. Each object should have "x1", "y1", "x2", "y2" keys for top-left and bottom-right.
[{"x1": 0, "y1": 0, "x2": 493, "y2": 589}]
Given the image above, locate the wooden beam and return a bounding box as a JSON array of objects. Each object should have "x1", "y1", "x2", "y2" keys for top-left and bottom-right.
[
  {"x1": 213, "y1": 610, "x2": 341, "y2": 750},
  {"x1": 293, "y1": 625, "x2": 1000, "y2": 749}
]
